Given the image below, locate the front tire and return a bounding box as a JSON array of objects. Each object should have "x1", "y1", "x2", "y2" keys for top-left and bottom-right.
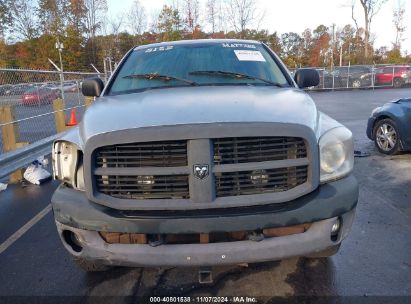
[
  {"x1": 393, "y1": 78, "x2": 403, "y2": 88},
  {"x1": 72, "y1": 256, "x2": 110, "y2": 272},
  {"x1": 351, "y1": 79, "x2": 361, "y2": 88},
  {"x1": 373, "y1": 119, "x2": 400, "y2": 155}
]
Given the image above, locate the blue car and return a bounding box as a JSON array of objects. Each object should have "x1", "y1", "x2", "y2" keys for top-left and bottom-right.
[{"x1": 367, "y1": 98, "x2": 411, "y2": 154}]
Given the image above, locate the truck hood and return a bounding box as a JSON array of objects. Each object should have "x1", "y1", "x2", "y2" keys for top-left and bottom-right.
[{"x1": 79, "y1": 86, "x2": 318, "y2": 143}]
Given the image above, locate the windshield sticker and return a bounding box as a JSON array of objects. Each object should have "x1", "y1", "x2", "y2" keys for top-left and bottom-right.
[
  {"x1": 234, "y1": 50, "x2": 266, "y2": 62},
  {"x1": 144, "y1": 46, "x2": 174, "y2": 53},
  {"x1": 222, "y1": 43, "x2": 256, "y2": 49}
]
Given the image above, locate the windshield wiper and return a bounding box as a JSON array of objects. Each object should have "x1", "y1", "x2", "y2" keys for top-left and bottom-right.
[
  {"x1": 189, "y1": 70, "x2": 285, "y2": 87},
  {"x1": 123, "y1": 73, "x2": 198, "y2": 86}
]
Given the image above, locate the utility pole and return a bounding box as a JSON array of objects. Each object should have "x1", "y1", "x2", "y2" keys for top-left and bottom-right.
[
  {"x1": 331, "y1": 23, "x2": 336, "y2": 70},
  {"x1": 55, "y1": 38, "x2": 65, "y2": 101},
  {"x1": 339, "y1": 45, "x2": 343, "y2": 67}
]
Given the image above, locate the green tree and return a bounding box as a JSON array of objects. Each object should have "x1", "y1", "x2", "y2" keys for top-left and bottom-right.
[
  {"x1": 386, "y1": 48, "x2": 407, "y2": 64},
  {"x1": 0, "y1": 0, "x2": 12, "y2": 38},
  {"x1": 37, "y1": 0, "x2": 67, "y2": 36},
  {"x1": 310, "y1": 25, "x2": 330, "y2": 67},
  {"x1": 281, "y1": 32, "x2": 303, "y2": 67},
  {"x1": 157, "y1": 5, "x2": 182, "y2": 41},
  {"x1": 64, "y1": 0, "x2": 87, "y2": 70},
  {"x1": 9, "y1": 0, "x2": 39, "y2": 41}
]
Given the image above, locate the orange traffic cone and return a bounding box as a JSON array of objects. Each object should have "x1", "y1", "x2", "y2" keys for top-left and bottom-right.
[{"x1": 66, "y1": 109, "x2": 78, "y2": 126}]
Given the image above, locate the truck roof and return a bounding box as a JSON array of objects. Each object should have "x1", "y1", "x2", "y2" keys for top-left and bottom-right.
[{"x1": 134, "y1": 39, "x2": 262, "y2": 50}]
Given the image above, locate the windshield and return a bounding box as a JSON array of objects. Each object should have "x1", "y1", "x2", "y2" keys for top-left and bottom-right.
[{"x1": 107, "y1": 42, "x2": 290, "y2": 95}]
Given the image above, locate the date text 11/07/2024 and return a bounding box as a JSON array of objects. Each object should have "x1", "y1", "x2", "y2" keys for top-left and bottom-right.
[{"x1": 149, "y1": 296, "x2": 258, "y2": 303}]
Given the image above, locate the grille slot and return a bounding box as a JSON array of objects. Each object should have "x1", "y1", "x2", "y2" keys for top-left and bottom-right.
[
  {"x1": 96, "y1": 175, "x2": 189, "y2": 199},
  {"x1": 213, "y1": 137, "x2": 306, "y2": 165},
  {"x1": 215, "y1": 166, "x2": 308, "y2": 197},
  {"x1": 95, "y1": 140, "x2": 187, "y2": 168}
]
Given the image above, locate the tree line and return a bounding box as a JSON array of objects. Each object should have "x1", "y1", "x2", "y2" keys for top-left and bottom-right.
[{"x1": 0, "y1": 0, "x2": 409, "y2": 73}]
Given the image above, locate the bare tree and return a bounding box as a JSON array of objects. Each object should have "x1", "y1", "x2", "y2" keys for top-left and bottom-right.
[
  {"x1": 225, "y1": 0, "x2": 264, "y2": 38},
  {"x1": 128, "y1": 0, "x2": 146, "y2": 36},
  {"x1": 206, "y1": 0, "x2": 217, "y2": 33},
  {"x1": 103, "y1": 13, "x2": 125, "y2": 64},
  {"x1": 183, "y1": 0, "x2": 199, "y2": 33},
  {"x1": 84, "y1": 0, "x2": 107, "y2": 63},
  {"x1": 8, "y1": 0, "x2": 38, "y2": 41},
  {"x1": 350, "y1": 0, "x2": 359, "y2": 31},
  {"x1": 206, "y1": 0, "x2": 226, "y2": 34},
  {"x1": 0, "y1": 0, "x2": 12, "y2": 39},
  {"x1": 351, "y1": 0, "x2": 388, "y2": 59},
  {"x1": 392, "y1": 0, "x2": 406, "y2": 50}
]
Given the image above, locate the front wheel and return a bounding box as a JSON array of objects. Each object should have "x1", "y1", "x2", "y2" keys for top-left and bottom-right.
[
  {"x1": 393, "y1": 78, "x2": 403, "y2": 88},
  {"x1": 351, "y1": 79, "x2": 361, "y2": 88},
  {"x1": 373, "y1": 119, "x2": 400, "y2": 155}
]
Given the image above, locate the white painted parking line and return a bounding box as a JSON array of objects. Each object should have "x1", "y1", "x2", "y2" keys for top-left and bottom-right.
[{"x1": 0, "y1": 204, "x2": 52, "y2": 255}]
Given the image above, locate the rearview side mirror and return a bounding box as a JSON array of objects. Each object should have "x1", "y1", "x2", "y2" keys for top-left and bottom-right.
[
  {"x1": 82, "y1": 77, "x2": 104, "y2": 97},
  {"x1": 294, "y1": 69, "x2": 320, "y2": 88}
]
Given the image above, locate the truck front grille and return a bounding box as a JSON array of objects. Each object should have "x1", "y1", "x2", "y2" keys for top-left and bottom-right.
[
  {"x1": 95, "y1": 140, "x2": 187, "y2": 168},
  {"x1": 90, "y1": 132, "x2": 312, "y2": 206},
  {"x1": 215, "y1": 166, "x2": 308, "y2": 197},
  {"x1": 96, "y1": 174, "x2": 189, "y2": 199},
  {"x1": 213, "y1": 137, "x2": 306, "y2": 165}
]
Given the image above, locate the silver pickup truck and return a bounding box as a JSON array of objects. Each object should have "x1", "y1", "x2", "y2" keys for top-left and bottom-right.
[{"x1": 51, "y1": 39, "x2": 358, "y2": 273}]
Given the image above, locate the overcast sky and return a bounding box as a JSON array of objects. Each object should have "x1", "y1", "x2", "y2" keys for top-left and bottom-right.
[{"x1": 107, "y1": 0, "x2": 411, "y2": 54}]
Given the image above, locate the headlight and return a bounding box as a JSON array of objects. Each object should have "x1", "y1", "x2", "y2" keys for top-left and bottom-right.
[
  {"x1": 53, "y1": 141, "x2": 84, "y2": 190},
  {"x1": 319, "y1": 127, "x2": 354, "y2": 183}
]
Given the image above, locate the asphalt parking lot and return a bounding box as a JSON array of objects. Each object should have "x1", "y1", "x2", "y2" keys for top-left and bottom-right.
[{"x1": 0, "y1": 88, "x2": 410, "y2": 300}]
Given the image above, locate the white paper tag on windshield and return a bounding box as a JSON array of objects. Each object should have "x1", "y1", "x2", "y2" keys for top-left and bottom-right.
[{"x1": 234, "y1": 50, "x2": 266, "y2": 62}]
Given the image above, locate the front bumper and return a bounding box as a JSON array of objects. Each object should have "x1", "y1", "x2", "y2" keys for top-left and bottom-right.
[
  {"x1": 56, "y1": 209, "x2": 355, "y2": 267},
  {"x1": 52, "y1": 175, "x2": 358, "y2": 234},
  {"x1": 52, "y1": 175, "x2": 358, "y2": 266}
]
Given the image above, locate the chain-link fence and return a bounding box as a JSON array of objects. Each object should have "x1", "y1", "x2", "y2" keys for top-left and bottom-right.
[
  {"x1": 289, "y1": 64, "x2": 411, "y2": 90},
  {"x1": 1, "y1": 64, "x2": 410, "y2": 154},
  {"x1": 0, "y1": 68, "x2": 105, "y2": 154}
]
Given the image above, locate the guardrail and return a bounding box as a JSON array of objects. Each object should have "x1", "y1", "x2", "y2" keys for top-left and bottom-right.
[
  {"x1": 0, "y1": 133, "x2": 63, "y2": 180},
  {"x1": 0, "y1": 68, "x2": 101, "y2": 182}
]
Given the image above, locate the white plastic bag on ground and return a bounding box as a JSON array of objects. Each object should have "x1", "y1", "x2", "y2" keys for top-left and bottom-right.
[
  {"x1": 24, "y1": 162, "x2": 51, "y2": 185},
  {"x1": 0, "y1": 183, "x2": 7, "y2": 192}
]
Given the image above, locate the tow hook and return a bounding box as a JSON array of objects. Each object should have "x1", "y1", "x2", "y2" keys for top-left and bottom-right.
[
  {"x1": 247, "y1": 231, "x2": 264, "y2": 242},
  {"x1": 148, "y1": 234, "x2": 165, "y2": 247},
  {"x1": 198, "y1": 267, "x2": 213, "y2": 284}
]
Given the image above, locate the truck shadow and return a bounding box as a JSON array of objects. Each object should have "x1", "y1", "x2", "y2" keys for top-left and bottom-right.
[{"x1": 84, "y1": 257, "x2": 337, "y2": 298}]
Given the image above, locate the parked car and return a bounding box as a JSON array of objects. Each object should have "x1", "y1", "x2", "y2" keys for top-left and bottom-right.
[
  {"x1": 41, "y1": 83, "x2": 61, "y2": 92},
  {"x1": 0, "y1": 84, "x2": 12, "y2": 95},
  {"x1": 63, "y1": 81, "x2": 79, "y2": 92},
  {"x1": 329, "y1": 66, "x2": 373, "y2": 88},
  {"x1": 7, "y1": 84, "x2": 36, "y2": 96},
  {"x1": 374, "y1": 66, "x2": 411, "y2": 88},
  {"x1": 367, "y1": 98, "x2": 411, "y2": 154},
  {"x1": 21, "y1": 87, "x2": 60, "y2": 106},
  {"x1": 51, "y1": 39, "x2": 358, "y2": 273}
]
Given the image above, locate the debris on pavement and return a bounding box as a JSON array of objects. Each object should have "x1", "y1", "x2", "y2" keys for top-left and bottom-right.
[
  {"x1": 0, "y1": 182, "x2": 7, "y2": 192},
  {"x1": 354, "y1": 150, "x2": 371, "y2": 157},
  {"x1": 23, "y1": 159, "x2": 51, "y2": 185}
]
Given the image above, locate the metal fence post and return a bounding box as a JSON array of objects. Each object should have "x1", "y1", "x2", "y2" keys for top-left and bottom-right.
[
  {"x1": 52, "y1": 99, "x2": 67, "y2": 133},
  {"x1": 0, "y1": 106, "x2": 18, "y2": 153},
  {"x1": 0, "y1": 106, "x2": 29, "y2": 182}
]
